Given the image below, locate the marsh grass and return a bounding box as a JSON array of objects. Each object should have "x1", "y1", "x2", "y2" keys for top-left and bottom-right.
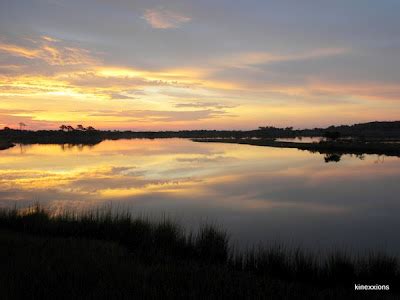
[{"x1": 0, "y1": 205, "x2": 399, "y2": 298}]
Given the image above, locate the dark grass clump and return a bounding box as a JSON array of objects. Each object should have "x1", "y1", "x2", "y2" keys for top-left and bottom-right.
[
  {"x1": 1, "y1": 205, "x2": 400, "y2": 297},
  {"x1": 194, "y1": 224, "x2": 229, "y2": 264},
  {"x1": 0, "y1": 206, "x2": 229, "y2": 264},
  {"x1": 4, "y1": 231, "x2": 375, "y2": 300},
  {"x1": 234, "y1": 246, "x2": 400, "y2": 291},
  {"x1": 322, "y1": 252, "x2": 355, "y2": 284}
]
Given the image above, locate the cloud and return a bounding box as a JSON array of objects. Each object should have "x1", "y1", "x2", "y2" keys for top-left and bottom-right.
[
  {"x1": 143, "y1": 7, "x2": 191, "y2": 29},
  {"x1": 41, "y1": 36, "x2": 59, "y2": 42},
  {"x1": 109, "y1": 93, "x2": 136, "y2": 100},
  {"x1": 0, "y1": 36, "x2": 97, "y2": 66},
  {"x1": 0, "y1": 109, "x2": 58, "y2": 129},
  {"x1": 216, "y1": 48, "x2": 349, "y2": 70},
  {"x1": 0, "y1": 44, "x2": 39, "y2": 59},
  {"x1": 174, "y1": 101, "x2": 235, "y2": 109},
  {"x1": 0, "y1": 36, "x2": 237, "y2": 106},
  {"x1": 0, "y1": 34, "x2": 398, "y2": 130},
  {"x1": 88, "y1": 108, "x2": 233, "y2": 122}
]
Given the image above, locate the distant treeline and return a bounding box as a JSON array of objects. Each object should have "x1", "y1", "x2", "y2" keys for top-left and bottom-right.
[
  {"x1": 1, "y1": 121, "x2": 400, "y2": 146},
  {"x1": 258, "y1": 121, "x2": 400, "y2": 138}
]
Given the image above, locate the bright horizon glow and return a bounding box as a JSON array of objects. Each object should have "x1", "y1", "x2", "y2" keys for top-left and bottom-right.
[{"x1": 1, "y1": 1, "x2": 400, "y2": 130}]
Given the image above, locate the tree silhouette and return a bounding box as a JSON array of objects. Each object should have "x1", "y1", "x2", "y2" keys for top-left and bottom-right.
[
  {"x1": 76, "y1": 125, "x2": 86, "y2": 131},
  {"x1": 66, "y1": 125, "x2": 75, "y2": 132},
  {"x1": 59, "y1": 125, "x2": 68, "y2": 131}
]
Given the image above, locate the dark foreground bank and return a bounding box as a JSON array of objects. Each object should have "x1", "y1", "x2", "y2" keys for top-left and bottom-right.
[{"x1": 0, "y1": 206, "x2": 398, "y2": 299}]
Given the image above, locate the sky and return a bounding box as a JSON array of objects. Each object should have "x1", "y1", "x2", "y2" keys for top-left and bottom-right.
[{"x1": 1, "y1": 0, "x2": 400, "y2": 130}]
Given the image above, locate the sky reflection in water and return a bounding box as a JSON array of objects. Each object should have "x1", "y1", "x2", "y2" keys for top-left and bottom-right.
[{"x1": 1, "y1": 139, "x2": 400, "y2": 253}]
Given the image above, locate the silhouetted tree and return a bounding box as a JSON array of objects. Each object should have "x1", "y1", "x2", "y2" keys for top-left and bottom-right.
[
  {"x1": 19, "y1": 122, "x2": 27, "y2": 130},
  {"x1": 66, "y1": 125, "x2": 75, "y2": 132},
  {"x1": 76, "y1": 125, "x2": 86, "y2": 131},
  {"x1": 59, "y1": 125, "x2": 68, "y2": 131}
]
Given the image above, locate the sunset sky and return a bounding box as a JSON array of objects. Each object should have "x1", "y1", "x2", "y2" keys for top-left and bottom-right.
[{"x1": 1, "y1": 0, "x2": 400, "y2": 130}]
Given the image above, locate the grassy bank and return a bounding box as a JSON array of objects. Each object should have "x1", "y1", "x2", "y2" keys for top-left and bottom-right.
[{"x1": 0, "y1": 206, "x2": 398, "y2": 299}]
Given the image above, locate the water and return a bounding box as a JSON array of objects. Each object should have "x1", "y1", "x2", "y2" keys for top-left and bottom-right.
[{"x1": 1, "y1": 139, "x2": 399, "y2": 253}]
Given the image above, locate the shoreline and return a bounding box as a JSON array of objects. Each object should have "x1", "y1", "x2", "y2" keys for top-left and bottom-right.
[
  {"x1": 0, "y1": 141, "x2": 15, "y2": 150},
  {"x1": 192, "y1": 138, "x2": 400, "y2": 157}
]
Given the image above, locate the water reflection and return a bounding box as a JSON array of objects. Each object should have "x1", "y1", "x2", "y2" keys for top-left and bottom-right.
[
  {"x1": 323, "y1": 153, "x2": 365, "y2": 163},
  {"x1": 0, "y1": 139, "x2": 400, "y2": 253},
  {"x1": 324, "y1": 153, "x2": 342, "y2": 163},
  {"x1": 60, "y1": 144, "x2": 97, "y2": 152}
]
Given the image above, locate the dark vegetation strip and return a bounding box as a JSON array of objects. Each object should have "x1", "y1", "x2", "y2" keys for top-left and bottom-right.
[
  {"x1": 193, "y1": 138, "x2": 400, "y2": 157},
  {"x1": 0, "y1": 205, "x2": 399, "y2": 297},
  {"x1": 1, "y1": 121, "x2": 400, "y2": 148}
]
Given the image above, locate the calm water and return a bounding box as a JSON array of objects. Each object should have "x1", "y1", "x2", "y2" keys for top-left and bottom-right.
[{"x1": 1, "y1": 139, "x2": 399, "y2": 253}]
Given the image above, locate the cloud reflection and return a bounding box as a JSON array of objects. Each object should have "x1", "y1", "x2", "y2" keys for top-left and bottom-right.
[{"x1": 1, "y1": 139, "x2": 400, "y2": 251}]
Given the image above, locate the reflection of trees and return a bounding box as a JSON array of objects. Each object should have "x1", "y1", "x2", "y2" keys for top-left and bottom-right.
[
  {"x1": 60, "y1": 144, "x2": 95, "y2": 152},
  {"x1": 374, "y1": 155, "x2": 385, "y2": 164},
  {"x1": 348, "y1": 153, "x2": 365, "y2": 160},
  {"x1": 324, "y1": 153, "x2": 342, "y2": 163},
  {"x1": 18, "y1": 143, "x2": 32, "y2": 154},
  {"x1": 355, "y1": 154, "x2": 365, "y2": 160},
  {"x1": 323, "y1": 152, "x2": 371, "y2": 163}
]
